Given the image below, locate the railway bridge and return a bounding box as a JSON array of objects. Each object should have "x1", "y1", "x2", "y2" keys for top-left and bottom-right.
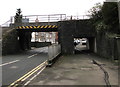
[{"x1": 3, "y1": 14, "x2": 96, "y2": 54}]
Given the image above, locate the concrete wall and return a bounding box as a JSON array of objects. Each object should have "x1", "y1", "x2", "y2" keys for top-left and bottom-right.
[
  {"x1": 95, "y1": 2, "x2": 120, "y2": 60},
  {"x1": 96, "y1": 32, "x2": 120, "y2": 60},
  {"x1": 114, "y1": 37, "x2": 120, "y2": 60},
  {"x1": 2, "y1": 28, "x2": 20, "y2": 55}
]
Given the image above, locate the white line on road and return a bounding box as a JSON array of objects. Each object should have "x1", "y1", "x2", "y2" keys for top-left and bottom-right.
[
  {"x1": 0, "y1": 60, "x2": 20, "y2": 67},
  {"x1": 28, "y1": 54, "x2": 38, "y2": 59}
]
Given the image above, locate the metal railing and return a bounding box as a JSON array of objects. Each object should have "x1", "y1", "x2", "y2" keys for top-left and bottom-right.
[
  {"x1": 1, "y1": 19, "x2": 12, "y2": 27},
  {"x1": 1, "y1": 14, "x2": 91, "y2": 27},
  {"x1": 48, "y1": 44, "x2": 61, "y2": 61},
  {"x1": 22, "y1": 14, "x2": 66, "y2": 23},
  {"x1": 66, "y1": 15, "x2": 90, "y2": 20}
]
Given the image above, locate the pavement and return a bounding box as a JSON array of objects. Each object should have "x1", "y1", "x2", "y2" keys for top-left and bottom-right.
[{"x1": 28, "y1": 52, "x2": 119, "y2": 86}]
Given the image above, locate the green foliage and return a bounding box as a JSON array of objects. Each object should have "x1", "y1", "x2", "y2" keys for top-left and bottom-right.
[
  {"x1": 102, "y1": 2, "x2": 119, "y2": 33},
  {"x1": 95, "y1": 21, "x2": 110, "y2": 32},
  {"x1": 88, "y1": 2, "x2": 119, "y2": 34},
  {"x1": 14, "y1": 8, "x2": 22, "y2": 23},
  {"x1": 88, "y1": 2, "x2": 104, "y2": 32},
  {"x1": 88, "y1": 3, "x2": 103, "y2": 23}
]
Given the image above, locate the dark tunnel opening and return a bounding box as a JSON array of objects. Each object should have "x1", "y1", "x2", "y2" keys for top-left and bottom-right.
[
  {"x1": 74, "y1": 37, "x2": 96, "y2": 54},
  {"x1": 18, "y1": 31, "x2": 32, "y2": 51}
]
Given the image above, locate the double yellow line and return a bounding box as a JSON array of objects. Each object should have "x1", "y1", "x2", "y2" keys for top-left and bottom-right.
[{"x1": 8, "y1": 60, "x2": 48, "y2": 87}]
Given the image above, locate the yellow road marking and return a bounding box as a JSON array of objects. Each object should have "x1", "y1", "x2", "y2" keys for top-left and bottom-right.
[
  {"x1": 8, "y1": 60, "x2": 47, "y2": 87},
  {"x1": 12, "y1": 65, "x2": 44, "y2": 87},
  {"x1": 21, "y1": 64, "x2": 43, "y2": 81},
  {"x1": 24, "y1": 66, "x2": 46, "y2": 85}
]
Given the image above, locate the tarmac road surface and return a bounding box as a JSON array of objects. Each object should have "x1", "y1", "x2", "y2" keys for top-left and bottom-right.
[{"x1": 2, "y1": 47, "x2": 48, "y2": 85}]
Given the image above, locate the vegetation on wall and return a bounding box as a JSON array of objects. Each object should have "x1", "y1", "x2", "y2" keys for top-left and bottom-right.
[{"x1": 88, "y1": 2, "x2": 120, "y2": 60}]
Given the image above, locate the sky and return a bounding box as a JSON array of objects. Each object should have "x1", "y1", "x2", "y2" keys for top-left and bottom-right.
[{"x1": 0, "y1": 0, "x2": 106, "y2": 25}]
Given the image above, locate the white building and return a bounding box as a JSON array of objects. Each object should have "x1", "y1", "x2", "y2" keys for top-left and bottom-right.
[{"x1": 31, "y1": 32, "x2": 57, "y2": 44}]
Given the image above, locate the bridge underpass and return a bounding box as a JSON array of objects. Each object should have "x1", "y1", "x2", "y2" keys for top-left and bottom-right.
[
  {"x1": 74, "y1": 37, "x2": 96, "y2": 54},
  {"x1": 3, "y1": 16, "x2": 61, "y2": 85},
  {"x1": 2, "y1": 13, "x2": 119, "y2": 86},
  {"x1": 16, "y1": 24, "x2": 58, "y2": 50},
  {"x1": 58, "y1": 20, "x2": 96, "y2": 54},
  {"x1": 1, "y1": 14, "x2": 94, "y2": 54},
  {"x1": 15, "y1": 18, "x2": 96, "y2": 54}
]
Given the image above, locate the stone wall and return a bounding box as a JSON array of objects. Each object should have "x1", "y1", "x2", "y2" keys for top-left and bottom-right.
[
  {"x1": 2, "y1": 28, "x2": 20, "y2": 55},
  {"x1": 74, "y1": 20, "x2": 95, "y2": 38},
  {"x1": 58, "y1": 20, "x2": 95, "y2": 54},
  {"x1": 58, "y1": 21, "x2": 74, "y2": 54}
]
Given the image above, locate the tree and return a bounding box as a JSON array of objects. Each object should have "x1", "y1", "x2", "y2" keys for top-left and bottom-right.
[
  {"x1": 14, "y1": 8, "x2": 22, "y2": 23},
  {"x1": 88, "y1": 2, "x2": 119, "y2": 33},
  {"x1": 88, "y1": 3, "x2": 105, "y2": 32},
  {"x1": 102, "y1": 2, "x2": 119, "y2": 33},
  {"x1": 88, "y1": 3, "x2": 103, "y2": 23}
]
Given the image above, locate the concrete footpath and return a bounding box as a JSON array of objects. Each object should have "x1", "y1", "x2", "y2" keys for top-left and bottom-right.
[{"x1": 28, "y1": 53, "x2": 119, "y2": 86}]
